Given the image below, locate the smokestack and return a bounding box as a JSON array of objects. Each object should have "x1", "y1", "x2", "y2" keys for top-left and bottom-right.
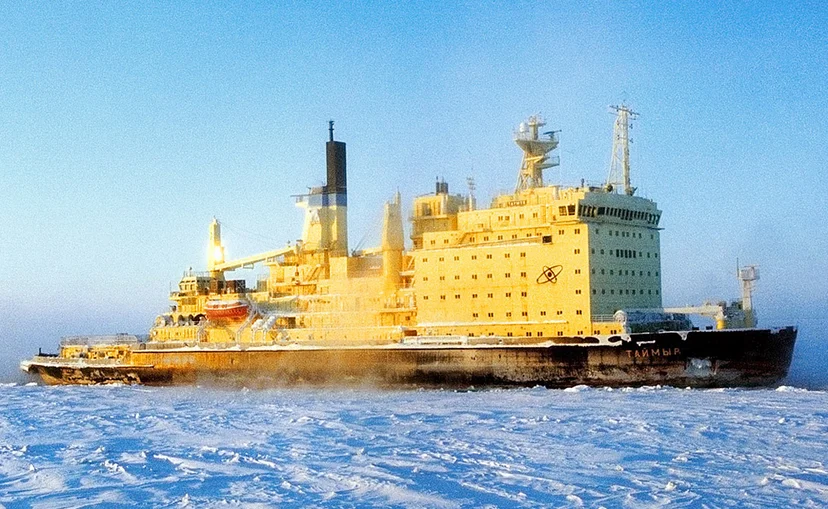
[{"x1": 326, "y1": 120, "x2": 346, "y2": 193}]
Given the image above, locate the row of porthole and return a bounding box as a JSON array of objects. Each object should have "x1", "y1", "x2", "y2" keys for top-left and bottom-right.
[{"x1": 593, "y1": 268, "x2": 660, "y2": 277}]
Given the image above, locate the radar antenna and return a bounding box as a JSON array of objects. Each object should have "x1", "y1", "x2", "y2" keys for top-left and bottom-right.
[
  {"x1": 514, "y1": 115, "x2": 559, "y2": 193},
  {"x1": 606, "y1": 104, "x2": 639, "y2": 196}
]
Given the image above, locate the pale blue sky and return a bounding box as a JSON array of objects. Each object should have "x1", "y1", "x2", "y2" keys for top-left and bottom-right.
[{"x1": 1, "y1": 2, "x2": 826, "y2": 366}]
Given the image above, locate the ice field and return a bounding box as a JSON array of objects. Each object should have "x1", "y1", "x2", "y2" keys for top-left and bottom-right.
[{"x1": 0, "y1": 382, "x2": 825, "y2": 508}]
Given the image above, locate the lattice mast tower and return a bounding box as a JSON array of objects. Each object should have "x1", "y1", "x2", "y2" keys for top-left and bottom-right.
[
  {"x1": 606, "y1": 104, "x2": 639, "y2": 196},
  {"x1": 514, "y1": 115, "x2": 559, "y2": 193}
]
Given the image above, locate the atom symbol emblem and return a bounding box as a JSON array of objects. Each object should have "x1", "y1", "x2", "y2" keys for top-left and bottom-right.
[{"x1": 536, "y1": 265, "x2": 563, "y2": 284}]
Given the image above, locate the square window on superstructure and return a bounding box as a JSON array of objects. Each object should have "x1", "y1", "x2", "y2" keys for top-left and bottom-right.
[
  {"x1": 454, "y1": 256, "x2": 459, "y2": 261},
  {"x1": 486, "y1": 254, "x2": 492, "y2": 259},
  {"x1": 487, "y1": 274, "x2": 492, "y2": 279},
  {"x1": 471, "y1": 255, "x2": 477, "y2": 260},
  {"x1": 488, "y1": 312, "x2": 494, "y2": 318},
  {"x1": 505, "y1": 292, "x2": 511, "y2": 297},
  {"x1": 520, "y1": 272, "x2": 526, "y2": 278},
  {"x1": 504, "y1": 253, "x2": 510, "y2": 258},
  {"x1": 454, "y1": 275, "x2": 460, "y2": 280},
  {"x1": 522, "y1": 311, "x2": 528, "y2": 317},
  {"x1": 521, "y1": 291, "x2": 527, "y2": 297},
  {"x1": 520, "y1": 252, "x2": 526, "y2": 257},
  {"x1": 505, "y1": 273, "x2": 511, "y2": 278},
  {"x1": 487, "y1": 293, "x2": 493, "y2": 298},
  {"x1": 540, "y1": 311, "x2": 546, "y2": 316}
]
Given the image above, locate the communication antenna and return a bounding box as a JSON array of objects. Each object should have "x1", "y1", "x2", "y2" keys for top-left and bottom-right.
[
  {"x1": 466, "y1": 176, "x2": 477, "y2": 211},
  {"x1": 514, "y1": 115, "x2": 559, "y2": 193},
  {"x1": 606, "y1": 104, "x2": 639, "y2": 195}
]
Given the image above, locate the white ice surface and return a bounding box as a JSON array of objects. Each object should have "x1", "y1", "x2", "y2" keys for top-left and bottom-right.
[{"x1": 0, "y1": 385, "x2": 826, "y2": 508}]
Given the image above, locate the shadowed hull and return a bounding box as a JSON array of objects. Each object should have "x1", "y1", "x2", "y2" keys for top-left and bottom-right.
[{"x1": 24, "y1": 327, "x2": 797, "y2": 389}]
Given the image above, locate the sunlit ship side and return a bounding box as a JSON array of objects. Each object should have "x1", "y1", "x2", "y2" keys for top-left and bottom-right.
[{"x1": 21, "y1": 110, "x2": 797, "y2": 387}]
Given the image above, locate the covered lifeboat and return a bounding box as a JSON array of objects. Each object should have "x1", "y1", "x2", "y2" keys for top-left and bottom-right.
[{"x1": 204, "y1": 299, "x2": 250, "y2": 321}]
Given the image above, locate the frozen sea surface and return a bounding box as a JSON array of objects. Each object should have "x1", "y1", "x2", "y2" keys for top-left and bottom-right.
[{"x1": 0, "y1": 384, "x2": 826, "y2": 508}]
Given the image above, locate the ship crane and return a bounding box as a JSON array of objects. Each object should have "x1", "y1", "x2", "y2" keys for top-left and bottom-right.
[
  {"x1": 622, "y1": 264, "x2": 761, "y2": 331},
  {"x1": 207, "y1": 217, "x2": 296, "y2": 275}
]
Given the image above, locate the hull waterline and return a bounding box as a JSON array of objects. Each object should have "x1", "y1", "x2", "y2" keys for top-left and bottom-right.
[{"x1": 23, "y1": 327, "x2": 797, "y2": 389}]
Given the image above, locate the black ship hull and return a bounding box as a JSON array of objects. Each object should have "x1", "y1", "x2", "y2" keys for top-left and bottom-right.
[{"x1": 23, "y1": 327, "x2": 797, "y2": 389}]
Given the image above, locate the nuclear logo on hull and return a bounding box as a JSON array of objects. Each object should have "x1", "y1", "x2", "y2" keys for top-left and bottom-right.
[{"x1": 536, "y1": 265, "x2": 563, "y2": 284}]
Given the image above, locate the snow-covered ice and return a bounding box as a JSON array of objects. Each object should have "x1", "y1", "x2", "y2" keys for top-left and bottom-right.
[{"x1": 0, "y1": 384, "x2": 826, "y2": 507}]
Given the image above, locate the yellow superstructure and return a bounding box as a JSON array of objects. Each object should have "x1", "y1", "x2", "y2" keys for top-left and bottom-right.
[{"x1": 140, "y1": 109, "x2": 668, "y2": 350}]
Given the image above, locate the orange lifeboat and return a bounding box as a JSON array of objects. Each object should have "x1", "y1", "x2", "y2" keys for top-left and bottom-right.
[{"x1": 204, "y1": 299, "x2": 249, "y2": 321}]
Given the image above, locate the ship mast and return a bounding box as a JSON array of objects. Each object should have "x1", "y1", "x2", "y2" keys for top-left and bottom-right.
[
  {"x1": 514, "y1": 115, "x2": 559, "y2": 193},
  {"x1": 606, "y1": 104, "x2": 638, "y2": 196}
]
